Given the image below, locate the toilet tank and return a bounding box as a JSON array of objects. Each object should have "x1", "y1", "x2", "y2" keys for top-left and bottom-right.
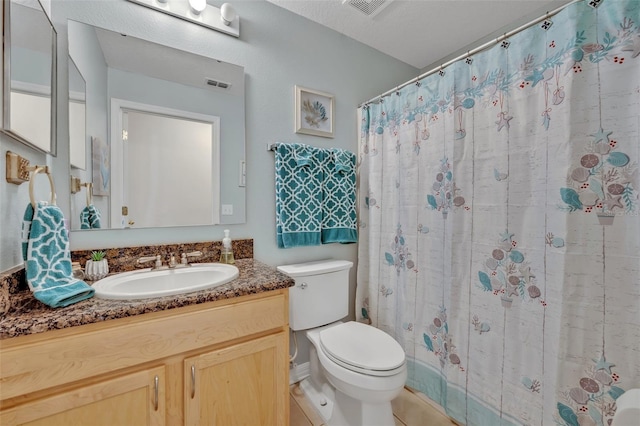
[{"x1": 277, "y1": 260, "x2": 353, "y2": 331}]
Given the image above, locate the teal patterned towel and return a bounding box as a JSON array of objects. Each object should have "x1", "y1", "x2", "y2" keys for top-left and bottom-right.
[
  {"x1": 275, "y1": 143, "x2": 324, "y2": 248},
  {"x1": 275, "y1": 144, "x2": 358, "y2": 248},
  {"x1": 22, "y1": 202, "x2": 94, "y2": 308},
  {"x1": 80, "y1": 205, "x2": 102, "y2": 229},
  {"x1": 322, "y1": 148, "x2": 357, "y2": 244}
]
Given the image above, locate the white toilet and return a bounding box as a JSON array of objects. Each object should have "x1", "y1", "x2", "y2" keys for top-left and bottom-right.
[{"x1": 278, "y1": 260, "x2": 407, "y2": 426}]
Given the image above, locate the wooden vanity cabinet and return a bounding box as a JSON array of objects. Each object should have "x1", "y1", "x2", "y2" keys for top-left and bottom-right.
[
  {"x1": 0, "y1": 366, "x2": 166, "y2": 425},
  {"x1": 184, "y1": 333, "x2": 288, "y2": 426},
  {"x1": 0, "y1": 290, "x2": 290, "y2": 425}
]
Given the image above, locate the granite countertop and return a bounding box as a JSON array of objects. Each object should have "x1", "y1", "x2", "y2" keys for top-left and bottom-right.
[{"x1": 0, "y1": 259, "x2": 294, "y2": 340}]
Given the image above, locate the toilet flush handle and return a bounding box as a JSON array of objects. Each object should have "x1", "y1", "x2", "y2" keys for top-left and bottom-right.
[{"x1": 300, "y1": 282, "x2": 308, "y2": 289}]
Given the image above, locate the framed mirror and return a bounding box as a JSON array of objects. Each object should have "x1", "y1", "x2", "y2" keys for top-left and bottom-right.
[
  {"x1": 1, "y1": 0, "x2": 57, "y2": 155},
  {"x1": 67, "y1": 20, "x2": 246, "y2": 231}
]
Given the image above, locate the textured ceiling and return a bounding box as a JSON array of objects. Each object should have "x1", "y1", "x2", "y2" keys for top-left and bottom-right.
[{"x1": 265, "y1": 0, "x2": 571, "y2": 70}]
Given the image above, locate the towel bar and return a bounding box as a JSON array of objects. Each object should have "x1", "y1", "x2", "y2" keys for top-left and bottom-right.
[
  {"x1": 71, "y1": 176, "x2": 93, "y2": 206},
  {"x1": 82, "y1": 182, "x2": 93, "y2": 207},
  {"x1": 29, "y1": 166, "x2": 56, "y2": 208}
]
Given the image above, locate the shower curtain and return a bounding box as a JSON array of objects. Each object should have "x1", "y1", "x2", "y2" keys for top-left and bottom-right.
[{"x1": 356, "y1": 1, "x2": 639, "y2": 424}]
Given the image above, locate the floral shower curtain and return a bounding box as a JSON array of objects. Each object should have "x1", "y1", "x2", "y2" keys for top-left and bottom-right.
[{"x1": 356, "y1": 1, "x2": 639, "y2": 424}]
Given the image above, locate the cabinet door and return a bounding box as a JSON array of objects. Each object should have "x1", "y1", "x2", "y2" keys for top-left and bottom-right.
[
  {"x1": 185, "y1": 332, "x2": 288, "y2": 426},
  {"x1": 0, "y1": 366, "x2": 165, "y2": 426}
]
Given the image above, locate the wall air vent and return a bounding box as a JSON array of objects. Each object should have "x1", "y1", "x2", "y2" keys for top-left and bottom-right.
[
  {"x1": 342, "y1": 0, "x2": 393, "y2": 17},
  {"x1": 205, "y1": 78, "x2": 231, "y2": 89}
]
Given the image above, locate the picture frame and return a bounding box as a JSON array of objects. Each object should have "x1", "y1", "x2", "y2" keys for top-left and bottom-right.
[{"x1": 295, "y1": 85, "x2": 334, "y2": 138}]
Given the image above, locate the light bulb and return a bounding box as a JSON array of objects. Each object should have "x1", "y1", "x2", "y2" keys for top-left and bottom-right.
[
  {"x1": 220, "y1": 3, "x2": 236, "y2": 25},
  {"x1": 189, "y1": 0, "x2": 207, "y2": 15}
]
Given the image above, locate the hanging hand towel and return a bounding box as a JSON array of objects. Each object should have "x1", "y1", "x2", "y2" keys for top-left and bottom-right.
[
  {"x1": 22, "y1": 202, "x2": 95, "y2": 308},
  {"x1": 322, "y1": 148, "x2": 358, "y2": 244},
  {"x1": 80, "y1": 204, "x2": 102, "y2": 229},
  {"x1": 275, "y1": 143, "x2": 324, "y2": 248}
]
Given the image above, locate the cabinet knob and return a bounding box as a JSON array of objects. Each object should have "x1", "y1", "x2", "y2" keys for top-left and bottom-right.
[{"x1": 300, "y1": 282, "x2": 308, "y2": 289}]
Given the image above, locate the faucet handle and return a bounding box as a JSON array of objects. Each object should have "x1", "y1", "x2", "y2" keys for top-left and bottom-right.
[
  {"x1": 185, "y1": 251, "x2": 203, "y2": 259},
  {"x1": 179, "y1": 251, "x2": 203, "y2": 266},
  {"x1": 137, "y1": 255, "x2": 156, "y2": 264},
  {"x1": 137, "y1": 254, "x2": 162, "y2": 268}
]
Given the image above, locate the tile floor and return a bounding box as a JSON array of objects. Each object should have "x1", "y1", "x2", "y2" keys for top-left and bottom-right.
[{"x1": 290, "y1": 383, "x2": 457, "y2": 426}]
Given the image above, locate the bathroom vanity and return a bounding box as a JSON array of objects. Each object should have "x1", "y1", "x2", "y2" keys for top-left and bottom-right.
[{"x1": 0, "y1": 259, "x2": 292, "y2": 425}]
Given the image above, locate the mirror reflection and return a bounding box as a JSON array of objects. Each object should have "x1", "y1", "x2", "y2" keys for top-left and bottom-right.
[
  {"x1": 67, "y1": 20, "x2": 246, "y2": 231},
  {"x1": 68, "y1": 56, "x2": 86, "y2": 169},
  {"x1": 116, "y1": 102, "x2": 219, "y2": 228},
  {"x1": 2, "y1": 0, "x2": 56, "y2": 154}
]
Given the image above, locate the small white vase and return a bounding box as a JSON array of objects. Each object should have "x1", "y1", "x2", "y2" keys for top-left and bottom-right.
[{"x1": 85, "y1": 259, "x2": 109, "y2": 281}]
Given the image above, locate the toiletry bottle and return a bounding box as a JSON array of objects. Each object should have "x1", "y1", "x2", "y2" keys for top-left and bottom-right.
[{"x1": 220, "y1": 229, "x2": 235, "y2": 264}]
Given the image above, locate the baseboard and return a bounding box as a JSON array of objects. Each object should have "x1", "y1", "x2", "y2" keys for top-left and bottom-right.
[{"x1": 289, "y1": 361, "x2": 310, "y2": 385}]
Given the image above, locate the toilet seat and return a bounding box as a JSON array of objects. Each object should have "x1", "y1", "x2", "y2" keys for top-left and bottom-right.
[{"x1": 319, "y1": 322, "x2": 406, "y2": 377}]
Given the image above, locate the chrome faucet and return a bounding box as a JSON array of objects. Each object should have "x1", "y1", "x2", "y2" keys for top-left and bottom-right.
[{"x1": 138, "y1": 251, "x2": 202, "y2": 270}]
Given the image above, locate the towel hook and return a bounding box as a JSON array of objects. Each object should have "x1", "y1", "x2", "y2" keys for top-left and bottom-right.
[{"x1": 28, "y1": 166, "x2": 56, "y2": 208}]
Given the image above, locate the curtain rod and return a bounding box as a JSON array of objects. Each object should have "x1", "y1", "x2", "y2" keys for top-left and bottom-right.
[{"x1": 359, "y1": 0, "x2": 583, "y2": 108}]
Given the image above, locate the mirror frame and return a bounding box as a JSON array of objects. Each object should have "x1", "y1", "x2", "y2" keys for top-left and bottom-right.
[{"x1": 1, "y1": 0, "x2": 57, "y2": 155}]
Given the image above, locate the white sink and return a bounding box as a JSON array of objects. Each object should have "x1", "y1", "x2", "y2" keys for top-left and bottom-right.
[{"x1": 92, "y1": 263, "x2": 239, "y2": 300}]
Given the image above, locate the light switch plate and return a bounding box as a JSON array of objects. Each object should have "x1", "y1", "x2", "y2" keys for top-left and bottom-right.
[
  {"x1": 222, "y1": 204, "x2": 233, "y2": 215},
  {"x1": 239, "y1": 160, "x2": 246, "y2": 187}
]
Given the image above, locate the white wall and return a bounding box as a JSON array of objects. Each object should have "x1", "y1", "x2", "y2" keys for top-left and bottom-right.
[{"x1": 1, "y1": 0, "x2": 418, "y2": 365}]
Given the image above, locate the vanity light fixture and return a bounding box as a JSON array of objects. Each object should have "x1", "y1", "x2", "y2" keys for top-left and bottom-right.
[
  {"x1": 126, "y1": 0, "x2": 239, "y2": 37},
  {"x1": 220, "y1": 3, "x2": 236, "y2": 25}
]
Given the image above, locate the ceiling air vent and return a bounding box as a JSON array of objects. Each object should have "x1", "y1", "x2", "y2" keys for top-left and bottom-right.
[
  {"x1": 342, "y1": 0, "x2": 393, "y2": 17},
  {"x1": 205, "y1": 78, "x2": 231, "y2": 89}
]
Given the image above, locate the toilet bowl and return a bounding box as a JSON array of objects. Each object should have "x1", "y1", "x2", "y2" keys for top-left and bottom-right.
[
  {"x1": 278, "y1": 260, "x2": 407, "y2": 426},
  {"x1": 304, "y1": 321, "x2": 407, "y2": 426}
]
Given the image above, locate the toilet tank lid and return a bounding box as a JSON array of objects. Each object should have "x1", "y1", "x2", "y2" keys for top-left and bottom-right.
[{"x1": 277, "y1": 260, "x2": 353, "y2": 277}]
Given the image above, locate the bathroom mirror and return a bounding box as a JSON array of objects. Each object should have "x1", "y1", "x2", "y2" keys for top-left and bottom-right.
[
  {"x1": 68, "y1": 56, "x2": 86, "y2": 169},
  {"x1": 1, "y1": 0, "x2": 57, "y2": 155},
  {"x1": 67, "y1": 20, "x2": 246, "y2": 230}
]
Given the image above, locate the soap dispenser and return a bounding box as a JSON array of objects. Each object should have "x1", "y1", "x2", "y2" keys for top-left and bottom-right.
[{"x1": 219, "y1": 229, "x2": 235, "y2": 264}]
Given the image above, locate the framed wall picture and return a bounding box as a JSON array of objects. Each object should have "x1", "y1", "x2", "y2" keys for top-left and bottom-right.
[
  {"x1": 91, "y1": 136, "x2": 110, "y2": 196},
  {"x1": 295, "y1": 85, "x2": 334, "y2": 138}
]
